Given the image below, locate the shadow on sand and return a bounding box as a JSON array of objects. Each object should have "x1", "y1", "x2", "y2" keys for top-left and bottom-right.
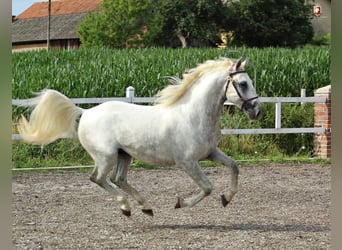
[{"x1": 151, "y1": 223, "x2": 330, "y2": 233}]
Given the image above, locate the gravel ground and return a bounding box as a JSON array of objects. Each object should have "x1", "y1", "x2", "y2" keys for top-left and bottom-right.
[{"x1": 12, "y1": 163, "x2": 331, "y2": 249}]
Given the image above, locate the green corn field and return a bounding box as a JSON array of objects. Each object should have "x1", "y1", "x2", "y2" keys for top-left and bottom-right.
[{"x1": 12, "y1": 46, "x2": 330, "y2": 99}]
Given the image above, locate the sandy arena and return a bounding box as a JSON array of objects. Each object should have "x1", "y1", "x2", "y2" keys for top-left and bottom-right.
[{"x1": 12, "y1": 163, "x2": 330, "y2": 249}]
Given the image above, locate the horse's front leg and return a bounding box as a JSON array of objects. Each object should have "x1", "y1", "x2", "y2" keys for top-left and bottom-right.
[
  {"x1": 207, "y1": 148, "x2": 239, "y2": 206},
  {"x1": 175, "y1": 161, "x2": 213, "y2": 209}
]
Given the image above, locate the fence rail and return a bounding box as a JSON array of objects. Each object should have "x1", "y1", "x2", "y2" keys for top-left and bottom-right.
[{"x1": 12, "y1": 87, "x2": 328, "y2": 140}]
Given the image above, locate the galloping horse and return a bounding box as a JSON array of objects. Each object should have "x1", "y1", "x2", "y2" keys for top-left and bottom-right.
[{"x1": 18, "y1": 57, "x2": 262, "y2": 217}]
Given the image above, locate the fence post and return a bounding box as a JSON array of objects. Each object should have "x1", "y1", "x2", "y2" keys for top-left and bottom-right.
[
  {"x1": 301, "y1": 88, "x2": 306, "y2": 106},
  {"x1": 314, "y1": 85, "x2": 331, "y2": 158},
  {"x1": 275, "y1": 102, "x2": 281, "y2": 129},
  {"x1": 126, "y1": 86, "x2": 135, "y2": 103}
]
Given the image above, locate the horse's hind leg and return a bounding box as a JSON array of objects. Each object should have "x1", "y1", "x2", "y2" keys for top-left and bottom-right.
[
  {"x1": 110, "y1": 151, "x2": 154, "y2": 216},
  {"x1": 175, "y1": 161, "x2": 213, "y2": 209},
  {"x1": 207, "y1": 147, "x2": 239, "y2": 207},
  {"x1": 90, "y1": 155, "x2": 132, "y2": 216}
]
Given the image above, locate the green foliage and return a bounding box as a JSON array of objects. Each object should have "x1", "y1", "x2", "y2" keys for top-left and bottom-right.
[
  {"x1": 145, "y1": 0, "x2": 228, "y2": 47},
  {"x1": 77, "y1": 12, "x2": 107, "y2": 48},
  {"x1": 311, "y1": 33, "x2": 331, "y2": 46},
  {"x1": 227, "y1": 0, "x2": 314, "y2": 47},
  {"x1": 12, "y1": 140, "x2": 92, "y2": 168},
  {"x1": 78, "y1": 0, "x2": 229, "y2": 48},
  {"x1": 272, "y1": 104, "x2": 314, "y2": 155},
  {"x1": 78, "y1": 0, "x2": 153, "y2": 48},
  {"x1": 77, "y1": 0, "x2": 318, "y2": 49},
  {"x1": 219, "y1": 103, "x2": 314, "y2": 157}
]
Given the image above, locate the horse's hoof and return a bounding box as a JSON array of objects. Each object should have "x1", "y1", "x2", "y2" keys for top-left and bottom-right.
[
  {"x1": 142, "y1": 209, "x2": 154, "y2": 216},
  {"x1": 221, "y1": 194, "x2": 230, "y2": 207},
  {"x1": 175, "y1": 197, "x2": 184, "y2": 209},
  {"x1": 121, "y1": 209, "x2": 131, "y2": 217}
]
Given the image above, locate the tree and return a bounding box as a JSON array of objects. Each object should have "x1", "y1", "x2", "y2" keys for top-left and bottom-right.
[
  {"x1": 79, "y1": 0, "x2": 229, "y2": 48},
  {"x1": 226, "y1": 0, "x2": 313, "y2": 47},
  {"x1": 146, "y1": 0, "x2": 229, "y2": 48},
  {"x1": 78, "y1": 0, "x2": 153, "y2": 48}
]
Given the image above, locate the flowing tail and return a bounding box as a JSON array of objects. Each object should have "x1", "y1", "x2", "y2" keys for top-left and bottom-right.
[{"x1": 17, "y1": 89, "x2": 84, "y2": 145}]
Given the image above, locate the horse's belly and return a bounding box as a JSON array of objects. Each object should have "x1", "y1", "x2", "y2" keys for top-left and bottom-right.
[
  {"x1": 119, "y1": 135, "x2": 176, "y2": 166},
  {"x1": 120, "y1": 131, "x2": 216, "y2": 167}
]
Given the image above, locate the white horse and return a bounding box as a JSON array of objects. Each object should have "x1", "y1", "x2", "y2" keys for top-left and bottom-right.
[{"x1": 18, "y1": 57, "x2": 262, "y2": 217}]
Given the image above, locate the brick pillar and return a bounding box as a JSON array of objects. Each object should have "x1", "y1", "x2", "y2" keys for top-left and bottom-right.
[{"x1": 314, "y1": 85, "x2": 331, "y2": 158}]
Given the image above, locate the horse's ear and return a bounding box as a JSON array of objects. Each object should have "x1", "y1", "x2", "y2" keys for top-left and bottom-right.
[
  {"x1": 241, "y1": 58, "x2": 249, "y2": 69},
  {"x1": 234, "y1": 57, "x2": 243, "y2": 71}
]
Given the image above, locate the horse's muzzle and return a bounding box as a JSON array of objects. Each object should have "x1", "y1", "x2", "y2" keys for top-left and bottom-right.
[{"x1": 243, "y1": 100, "x2": 263, "y2": 120}]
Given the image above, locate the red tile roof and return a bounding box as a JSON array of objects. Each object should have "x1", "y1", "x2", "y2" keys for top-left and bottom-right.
[{"x1": 16, "y1": 0, "x2": 102, "y2": 19}]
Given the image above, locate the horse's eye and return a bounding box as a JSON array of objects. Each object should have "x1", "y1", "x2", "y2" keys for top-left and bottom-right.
[{"x1": 240, "y1": 81, "x2": 247, "y2": 87}]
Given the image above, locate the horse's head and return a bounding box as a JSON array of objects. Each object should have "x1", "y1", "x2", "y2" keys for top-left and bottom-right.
[{"x1": 225, "y1": 58, "x2": 262, "y2": 120}]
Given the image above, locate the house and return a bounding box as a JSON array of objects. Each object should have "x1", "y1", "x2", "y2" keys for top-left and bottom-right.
[{"x1": 12, "y1": 0, "x2": 102, "y2": 52}]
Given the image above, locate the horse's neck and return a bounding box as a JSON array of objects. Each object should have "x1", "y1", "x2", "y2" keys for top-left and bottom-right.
[{"x1": 178, "y1": 75, "x2": 226, "y2": 127}]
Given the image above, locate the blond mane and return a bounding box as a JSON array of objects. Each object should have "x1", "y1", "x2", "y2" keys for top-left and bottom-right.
[{"x1": 155, "y1": 58, "x2": 234, "y2": 107}]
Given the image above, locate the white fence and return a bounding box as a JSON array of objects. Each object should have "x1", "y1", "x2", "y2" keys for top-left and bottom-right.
[{"x1": 12, "y1": 86, "x2": 328, "y2": 140}]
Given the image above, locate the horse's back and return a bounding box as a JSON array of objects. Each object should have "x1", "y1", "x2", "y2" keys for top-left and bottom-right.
[{"x1": 78, "y1": 101, "x2": 160, "y2": 140}]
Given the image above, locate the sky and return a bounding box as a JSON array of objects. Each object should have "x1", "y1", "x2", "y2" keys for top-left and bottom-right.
[{"x1": 12, "y1": 0, "x2": 47, "y2": 16}]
